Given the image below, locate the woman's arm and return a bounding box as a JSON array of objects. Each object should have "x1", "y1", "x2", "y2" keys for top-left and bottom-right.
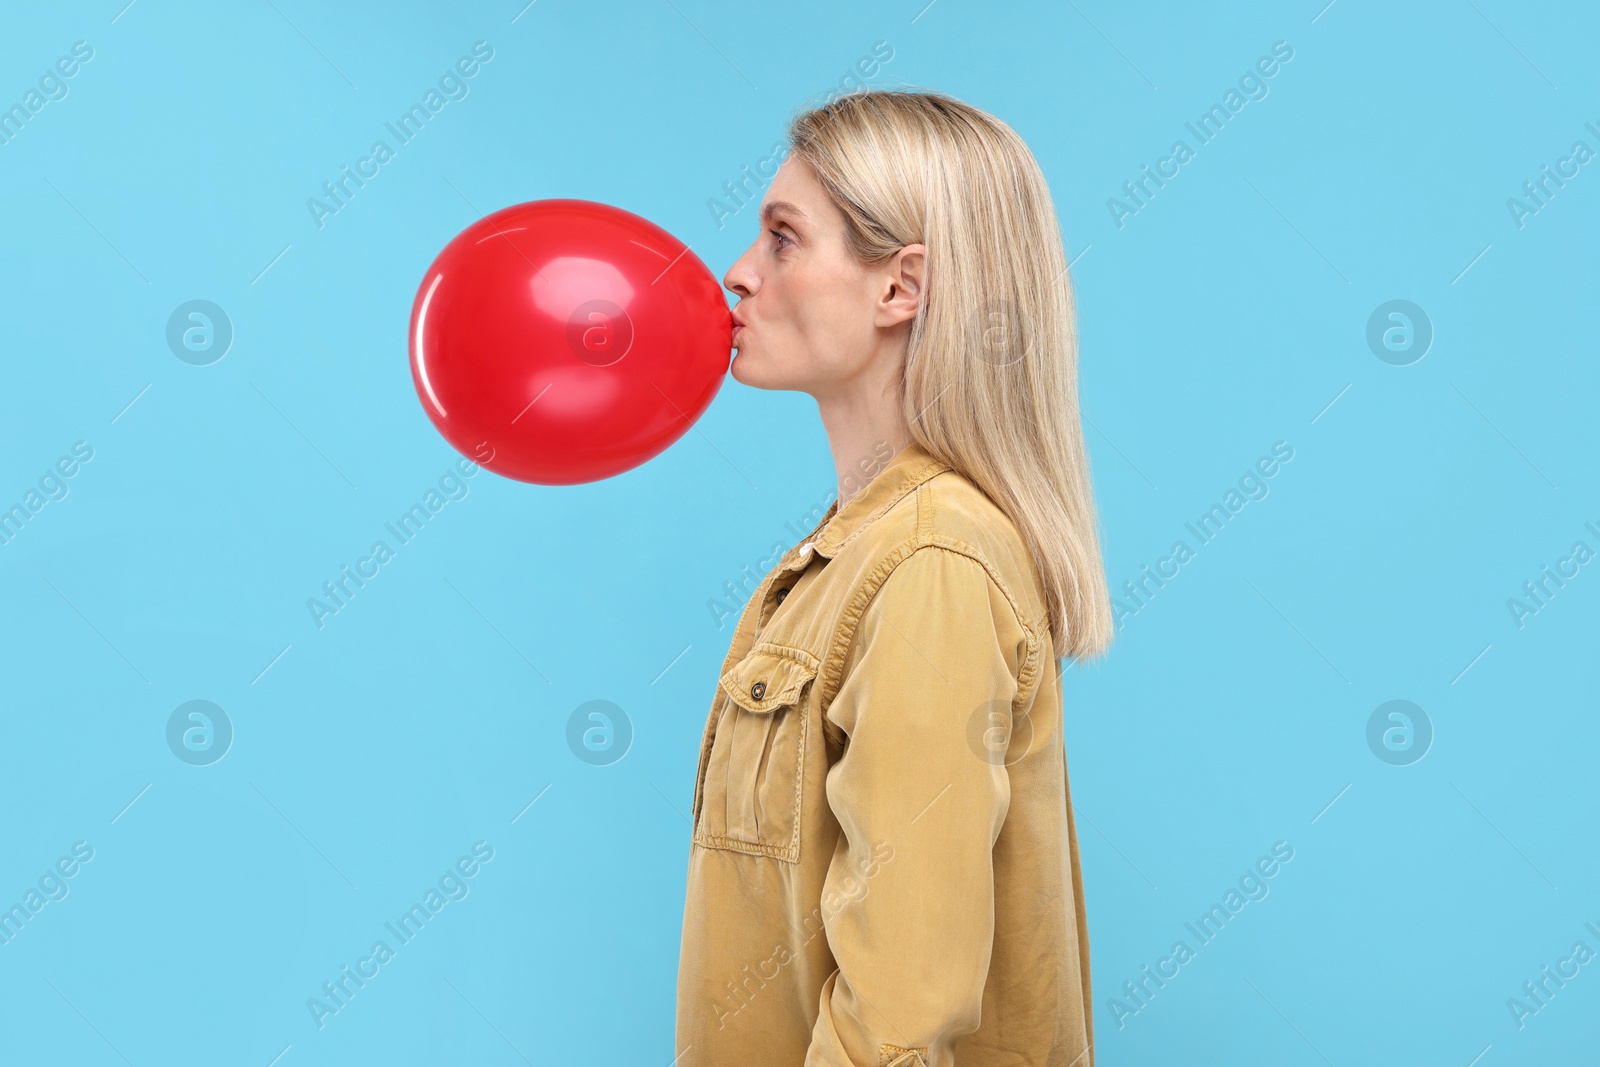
[{"x1": 803, "y1": 544, "x2": 1032, "y2": 1067}]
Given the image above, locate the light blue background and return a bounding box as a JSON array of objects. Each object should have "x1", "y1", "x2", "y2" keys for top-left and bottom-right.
[{"x1": 2, "y1": 1, "x2": 1596, "y2": 1064}]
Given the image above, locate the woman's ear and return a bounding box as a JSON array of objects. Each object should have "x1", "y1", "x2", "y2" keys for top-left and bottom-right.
[{"x1": 875, "y1": 242, "x2": 926, "y2": 327}]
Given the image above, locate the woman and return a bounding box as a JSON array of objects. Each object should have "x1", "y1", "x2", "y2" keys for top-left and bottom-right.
[{"x1": 677, "y1": 88, "x2": 1113, "y2": 1067}]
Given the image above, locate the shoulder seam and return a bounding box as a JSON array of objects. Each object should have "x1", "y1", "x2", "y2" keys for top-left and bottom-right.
[
  {"x1": 817, "y1": 506, "x2": 1042, "y2": 715},
  {"x1": 916, "y1": 480, "x2": 1038, "y2": 660}
]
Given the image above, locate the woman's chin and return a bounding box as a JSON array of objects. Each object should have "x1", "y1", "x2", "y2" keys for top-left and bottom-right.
[
  {"x1": 730, "y1": 350, "x2": 807, "y2": 393},
  {"x1": 730, "y1": 351, "x2": 768, "y2": 388}
]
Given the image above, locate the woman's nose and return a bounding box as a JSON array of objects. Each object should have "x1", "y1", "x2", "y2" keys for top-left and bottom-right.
[{"x1": 723, "y1": 246, "x2": 757, "y2": 298}]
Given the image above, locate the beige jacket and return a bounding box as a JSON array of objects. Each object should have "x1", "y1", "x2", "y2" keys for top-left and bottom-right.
[{"x1": 676, "y1": 440, "x2": 1094, "y2": 1067}]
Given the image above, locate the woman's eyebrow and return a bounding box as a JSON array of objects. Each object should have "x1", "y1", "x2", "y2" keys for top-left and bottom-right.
[{"x1": 760, "y1": 201, "x2": 808, "y2": 227}]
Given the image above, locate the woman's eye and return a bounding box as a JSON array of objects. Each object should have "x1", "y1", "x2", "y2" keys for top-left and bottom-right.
[{"x1": 769, "y1": 228, "x2": 791, "y2": 251}]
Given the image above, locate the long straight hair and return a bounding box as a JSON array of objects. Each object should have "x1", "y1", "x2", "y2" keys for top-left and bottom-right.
[{"x1": 788, "y1": 88, "x2": 1113, "y2": 661}]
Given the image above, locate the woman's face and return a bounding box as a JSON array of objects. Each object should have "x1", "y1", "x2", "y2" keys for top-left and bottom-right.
[{"x1": 722, "y1": 156, "x2": 883, "y2": 396}]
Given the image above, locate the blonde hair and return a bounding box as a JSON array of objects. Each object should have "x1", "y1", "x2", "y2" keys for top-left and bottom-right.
[{"x1": 787, "y1": 88, "x2": 1114, "y2": 661}]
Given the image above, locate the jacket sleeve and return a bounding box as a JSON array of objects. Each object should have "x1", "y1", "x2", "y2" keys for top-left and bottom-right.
[{"x1": 803, "y1": 545, "x2": 1029, "y2": 1067}]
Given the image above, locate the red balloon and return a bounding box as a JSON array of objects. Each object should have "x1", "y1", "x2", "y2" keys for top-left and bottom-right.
[{"x1": 408, "y1": 199, "x2": 731, "y2": 484}]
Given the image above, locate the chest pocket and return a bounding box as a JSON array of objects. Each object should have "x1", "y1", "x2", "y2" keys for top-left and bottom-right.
[{"x1": 692, "y1": 643, "x2": 819, "y2": 863}]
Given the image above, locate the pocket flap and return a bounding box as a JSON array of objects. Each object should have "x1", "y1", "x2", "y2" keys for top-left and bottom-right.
[{"x1": 720, "y1": 645, "x2": 820, "y2": 713}]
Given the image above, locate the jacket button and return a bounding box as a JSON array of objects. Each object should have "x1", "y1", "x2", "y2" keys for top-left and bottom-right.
[
  {"x1": 775, "y1": 587, "x2": 788, "y2": 605},
  {"x1": 750, "y1": 681, "x2": 767, "y2": 700}
]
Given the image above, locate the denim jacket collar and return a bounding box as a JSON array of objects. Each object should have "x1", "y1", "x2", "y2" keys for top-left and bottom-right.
[{"x1": 774, "y1": 440, "x2": 952, "y2": 576}]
